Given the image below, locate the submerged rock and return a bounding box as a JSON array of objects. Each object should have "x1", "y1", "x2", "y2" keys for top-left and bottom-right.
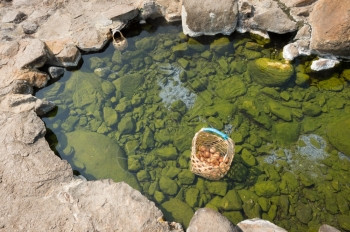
[
  {"x1": 162, "y1": 198, "x2": 194, "y2": 228},
  {"x1": 327, "y1": 117, "x2": 350, "y2": 157},
  {"x1": 65, "y1": 130, "x2": 140, "y2": 190},
  {"x1": 248, "y1": 58, "x2": 294, "y2": 87}
]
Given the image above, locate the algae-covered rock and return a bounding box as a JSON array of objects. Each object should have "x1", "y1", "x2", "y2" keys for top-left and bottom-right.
[
  {"x1": 268, "y1": 100, "x2": 292, "y2": 121},
  {"x1": 128, "y1": 156, "x2": 142, "y2": 172},
  {"x1": 222, "y1": 211, "x2": 244, "y2": 225},
  {"x1": 178, "y1": 58, "x2": 189, "y2": 69},
  {"x1": 188, "y1": 38, "x2": 206, "y2": 52},
  {"x1": 255, "y1": 181, "x2": 279, "y2": 197},
  {"x1": 89, "y1": 56, "x2": 105, "y2": 69},
  {"x1": 185, "y1": 187, "x2": 199, "y2": 207},
  {"x1": 206, "y1": 181, "x2": 228, "y2": 196},
  {"x1": 112, "y1": 72, "x2": 144, "y2": 99},
  {"x1": 241, "y1": 148, "x2": 257, "y2": 167},
  {"x1": 216, "y1": 75, "x2": 247, "y2": 100},
  {"x1": 327, "y1": 117, "x2": 350, "y2": 157},
  {"x1": 178, "y1": 170, "x2": 195, "y2": 185},
  {"x1": 141, "y1": 126, "x2": 155, "y2": 149},
  {"x1": 295, "y1": 203, "x2": 313, "y2": 224},
  {"x1": 221, "y1": 190, "x2": 242, "y2": 211},
  {"x1": 318, "y1": 76, "x2": 344, "y2": 91},
  {"x1": 154, "y1": 190, "x2": 165, "y2": 203},
  {"x1": 279, "y1": 172, "x2": 299, "y2": 194},
  {"x1": 206, "y1": 196, "x2": 223, "y2": 210},
  {"x1": 302, "y1": 102, "x2": 322, "y2": 116},
  {"x1": 154, "y1": 145, "x2": 178, "y2": 160},
  {"x1": 172, "y1": 43, "x2": 188, "y2": 53},
  {"x1": 66, "y1": 130, "x2": 140, "y2": 190},
  {"x1": 118, "y1": 116, "x2": 135, "y2": 135},
  {"x1": 248, "y1": 58, "x2": 294, "y2": 87},
  {"x1": 135, "y1": 37, "x2": 157, "y2": 51},
  {"x1": 273, "y1": 122, "x2": 300, "y2": 146},
  {"x1": 210, "y1": 37, "x2": 231, "y2": 54},
  {"x1": 295, "y1": 72, "x2": 310, "y2": 86},
  {"x1": 103, "y1": 107, "x2": 118, "y2": 127},
  {"x1": 162, "y1": 198, "x2": 194, "y2": 228},
  {"x1": 341, "y1": 69, "x2": 350, "y2": 81},
  {"x1": 65, "y1": 72, "x2": 104, "y2": 115},
  {"x1": 159, "y1": 176, "x2": 178, "y2": 195},
  {"x1": 338, "y1": 215, "x2": 350, "y2": 231},
  {"x1": 136, "y1": 170, "x2": 150, "y2": 182},
  {"x1": 101, "y1": 81, "x2": 116, "y2": 96}
]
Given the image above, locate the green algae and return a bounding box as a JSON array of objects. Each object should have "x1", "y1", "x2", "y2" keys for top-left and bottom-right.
[{"x1": 36, "y1": 21, "x2": 350, "y2": 231}]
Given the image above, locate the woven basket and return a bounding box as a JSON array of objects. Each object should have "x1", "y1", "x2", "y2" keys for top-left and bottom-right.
[
  {"x1": 190, "y1": 128, "x2": 235, "y2": 180},
  {"x1": 111, "y1": 29, "x2": 128, "y2": 51}
]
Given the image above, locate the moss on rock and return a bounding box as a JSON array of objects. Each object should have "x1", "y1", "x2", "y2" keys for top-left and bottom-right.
[
  {"x1": 161, "y1": 198, "x2": 194, "y2": 228},
  {"x1": 327, "y1": 117, "x2": 350, "y2": 157},
  {"x1": 248, "y1": 58, "x2": 294, "y2": 87}
]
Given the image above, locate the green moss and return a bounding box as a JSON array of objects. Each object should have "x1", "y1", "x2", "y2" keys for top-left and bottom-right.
[
  {"x1": 338, "y1": 215, "x2": 350, "y2": 230},
  {"x1": 241, "y1": 149, "x2": 257, "y2": 167},
  {"x1": 273, "y1": 122, "x2": 300, "y2": 146},
  {"x1": 205, "y1": 196, "x2": 223, "y2": 210},
  {"x1": 248, "y1": 58, "x2": 294, "y2": 87},
  {"x1": 154, "y1": 190, "x2": 165, "y2": 203},
  {"x1": 118, "y1": 116, "x2": 135, "y2": 135},
  {"x1": 128, "y1": 156, "x2": 142, "y2": 172},
  {"x1": 103, "y1": 107, "x2": 118, "y2": 127},
  {"x1": 154, "y1": 145, "x2": 178, "y2": 160},
  {"x1": 341, "y1": 69, "x2": 350, "y2": 81},
  {"x1": 268, "y1": 100, "x2": 292, "y2": 121},
  {"x1": 162, "y1": 198, "x2": 194, "y2": 228},
  {"x1": 318, "y1": 76, "x2": 344, "y2": 92},
  {"x1": 279, "y1": 172, "x2": 299, "y2": 194},
  {"x1": 136, "y1": 170, "x2": 150, "y2": 182},
  {"x1": 258, "y1": 197, "x2": 271, "y2": 212},
  {"x1": 295, "y1": 203, "x2": 313, "y2": 224},
  {"x1": 216, "y1": 76, "x2": 247, "y2": 100},
  {"x1": 165, "y1": 166, "x2": 181, "y2": 178},
  {"x1": 135, "y1": 37, "x2": 156, "y2": 51}
]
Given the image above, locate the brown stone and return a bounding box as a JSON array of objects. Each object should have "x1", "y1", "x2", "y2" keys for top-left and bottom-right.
[
  {"x1": 16, "y1": 70, "x2": 49, "y2": 88},
  {"x1": 310, "y1": 0, "x2": 350, "y2": 57}
]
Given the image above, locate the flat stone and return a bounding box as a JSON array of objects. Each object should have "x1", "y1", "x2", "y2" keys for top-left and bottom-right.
[
  {"x1": 319, "y1": 224, "x2": 341, "y2": 232},
  {"x1": 311, "y1": 58, "x2": 340, "y2": 71},
  {"x1": 182, "y1": 0, "x2": 239, "y2": 36}
]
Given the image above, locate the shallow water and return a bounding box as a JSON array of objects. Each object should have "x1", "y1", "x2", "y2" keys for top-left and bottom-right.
[{"x1": 36, "y1": 20, "x2": 350, "y2": 231}]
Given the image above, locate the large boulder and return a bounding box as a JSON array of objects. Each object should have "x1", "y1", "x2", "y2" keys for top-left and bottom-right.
[
  {"x1": 182, "y1": 0, "x2": 239, "y2": 36},
  {"x1": 309, "y1": 0, "x2": 350, "y2": 57}
]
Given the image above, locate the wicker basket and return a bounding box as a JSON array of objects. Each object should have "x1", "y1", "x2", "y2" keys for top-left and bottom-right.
[
  {"x1": 190, "y1": 128, "x2": 235, "y2": 180},
  {"x1": 111, "y1": 29, "x2": 128, "y2": 51}
]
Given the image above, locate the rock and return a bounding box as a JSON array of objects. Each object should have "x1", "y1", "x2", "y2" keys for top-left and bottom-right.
[
  {"x1": 273, "y1": 122, "x2": 300, "y2": 146},
  {"x1": 187, "y1": 208, "x2": 235, "y2": 232},
  {"x1": 135, "y1": 37, "x2": 157, "y2": 51},
  {"x1": 221, "y1": 190, "x2": 242, "y2": 211},
  {"x1": 237, "y1": 218, "x2": 287, "y2": 232},
  {"x1": 94, "y1": 67, "x2": 110, "y2": 78},
  {"x1": 248, "y1": 58, "x2": 294, "y2": 87},
  {"x1": 252, "y1": 8, "x2": 297, "y2": 34},
  {"x1": 318, "y1": 224, "x2": 341, "y2": 232},
  {"x1": 185, "y1": 188, "x2": 199, "y2": 207},
  {"x1": 45, "y1": 41, "x2": 82, "y2": 68},
  {"x1": 310, "y1": 0, "x2": 350, "y2": 57},
  {"x1": 311, "y1": 58, "x2": 340, "y2": 71},
  {"x1": 162, "y1": 199, "x2": 194, "y2": 228},
  {"x1": 255, "y1": 181, "x2": 279, "y2": 197},
  {"x1": 341, "y1": 69, "x2": 350, "y2": 81},
  {"x1": 241, "y1": 148, "x2": 257, "y2": 167},
  {"x1": 337, "y1": 215, "x2": 350, "y2": 231},
  {"x1": 2, "y1": 10, "x2": 27, "y2": 23},
  {"x1": 101, "y1": 81, "x2": 116, "y2": 96},
  {"x1": 155, "y1": 145, "x2": 178, "y2": 160},
  {"x1": 48, "y1": 66, "x2": 64, "y2": 79},
  {"x1": 279, "y1": 172, "x2": 299, "y2": 194},
  {"x1": 209, "y1": 37, "x2": 231, "y2": 54},
  {"x1": 296, "y1": 203, "x2": 313, "y2": 224},
  {"x1": 327, "y1": 117, "x2": 350, "y2": 157},
  {"x1": 103, "y1": 107, "x2": 118, "y2": 127},
  {"x1": 317, "y1": 76, "x2": 344, "y2": 92},
  {"x1": 16, "y1": 70, "x2": 49, "y2": 88},
  {"x1": 302, "y1": 102, "x2": 322, "y2": 116},
  {"x1": 118, "y1": 116, "x2": 135, "y2": 135},
  {"x1": 15, "y1": 39, "x2": 48, "y2": 69},
  {"x1": 268, "y1": 100, "x2": 292, "y2": 121},
  {"x1": 21, "y1": 21, "x2": 38, "y2": 34},
  {"x1": 216, "y1": 75, "x2": 247, "y2": 100},
  {"x1": 178, "y1": 170, "x2": 195, "y2": 185},
  {"x1": 182, "y1": 0, "x2": 238, "y2": 37},
  {"x1": 159, "y1": 176, "x2": 178, "y2": 195},
  {"x1": 205, "y1": 181, "x2": 228, "y2": 196}
]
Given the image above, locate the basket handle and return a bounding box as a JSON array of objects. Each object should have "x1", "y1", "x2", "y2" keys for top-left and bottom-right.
[{"x1": 202, "y1": 128, "x2": 228, "y2": 140}]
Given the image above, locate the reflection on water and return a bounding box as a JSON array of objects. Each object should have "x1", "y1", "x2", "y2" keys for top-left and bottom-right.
[{"x1": 36, "y1": 20, "x2": 350, "y2": 231}]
